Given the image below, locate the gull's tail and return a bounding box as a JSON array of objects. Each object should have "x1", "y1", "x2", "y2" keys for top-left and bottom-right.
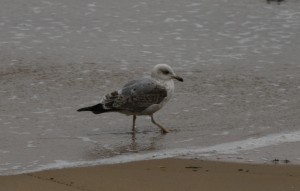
[
  {"x1": 78, "y1": 91, "x2": 120, "y2": 114},
  {"x1": 77, "y1": 103, "x2": 110, "y2": 114}
]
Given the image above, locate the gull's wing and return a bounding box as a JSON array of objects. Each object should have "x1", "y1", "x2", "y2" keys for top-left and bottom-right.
[{"x1": 102, "y1": 78, "x2": 167, "y2": 113}]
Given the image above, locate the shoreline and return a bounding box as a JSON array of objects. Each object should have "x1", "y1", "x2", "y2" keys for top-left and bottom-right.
[
  {"x1": 1, "y1": 158, "x2": 300, "y2": 191},
  {"x1": 2, "y1": 136, "x2": 300, "y2": 176}
]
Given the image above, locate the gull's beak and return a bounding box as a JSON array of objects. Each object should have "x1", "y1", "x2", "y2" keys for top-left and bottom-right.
[{"x1": 171, "y1": 75, "x2": 184, "y2": 82}]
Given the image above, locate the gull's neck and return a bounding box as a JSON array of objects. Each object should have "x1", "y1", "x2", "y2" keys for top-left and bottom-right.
[{"x1": 154, "y1": 78, "x2": 175, "y2": 91}]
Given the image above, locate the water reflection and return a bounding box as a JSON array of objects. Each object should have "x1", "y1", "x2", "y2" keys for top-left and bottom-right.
[{"x1": 85, "y1": 130, "x2": 165, "y2": 160}]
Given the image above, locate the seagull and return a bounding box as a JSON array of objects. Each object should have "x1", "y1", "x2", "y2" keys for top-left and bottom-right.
[{"x1": 77, "y1": 64, "x2": 183, "y2": 133}]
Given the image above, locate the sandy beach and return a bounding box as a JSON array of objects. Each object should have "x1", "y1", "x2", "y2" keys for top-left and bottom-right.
[{"x1": 1, "y1": 158, "x2": 300, "y2": 191}]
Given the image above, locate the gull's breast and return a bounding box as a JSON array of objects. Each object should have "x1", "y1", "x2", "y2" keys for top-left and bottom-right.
[{"x1": 145, "y1": 80, "x2": 175, "y2": 114}]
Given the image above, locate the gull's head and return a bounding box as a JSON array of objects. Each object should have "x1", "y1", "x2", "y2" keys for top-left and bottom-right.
[{"x1": 151, "y1": 64, "x2": 183, "y2": 82}]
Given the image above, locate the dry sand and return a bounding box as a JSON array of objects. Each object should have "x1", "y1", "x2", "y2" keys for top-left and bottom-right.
[{"x1": 1, "y1": 159, "x2": 300, "y2": 191}]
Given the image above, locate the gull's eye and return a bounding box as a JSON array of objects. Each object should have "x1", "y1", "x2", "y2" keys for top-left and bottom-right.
[{"x1": 162, "y1": 70, "x2": 170, "y2": 75}]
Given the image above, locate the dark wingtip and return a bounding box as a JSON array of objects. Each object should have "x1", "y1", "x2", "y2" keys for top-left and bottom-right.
[
  {"x1": 77, "y1": 107, "x2": 91, "y2": 112},
  {"x1": 77, "y1": 104, "x2": 108, "y2": 114}
]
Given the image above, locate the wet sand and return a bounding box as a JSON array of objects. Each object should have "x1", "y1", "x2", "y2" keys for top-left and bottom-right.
[{"x1": 1, "y1": 158, "x2": 300, "y2": 191}]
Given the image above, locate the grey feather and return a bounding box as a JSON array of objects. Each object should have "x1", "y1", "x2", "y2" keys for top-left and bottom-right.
[{"x1": 102, "y1": 77, "x2": 167, "y2": 113}]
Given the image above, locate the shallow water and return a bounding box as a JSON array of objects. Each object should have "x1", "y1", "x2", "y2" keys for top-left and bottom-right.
[{"x1": 1, "y1": 0, "x2": 300, "y2": 175}]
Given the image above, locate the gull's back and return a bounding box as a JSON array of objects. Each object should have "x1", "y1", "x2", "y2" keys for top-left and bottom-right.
[{"x1": 101, "y1": 77, "x2": 168, "y2": 115}]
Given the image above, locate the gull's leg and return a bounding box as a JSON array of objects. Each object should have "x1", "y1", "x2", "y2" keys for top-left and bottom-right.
[
  {"x1": 150, "y1": 115, "x2": 170, "y2": 134},
  {"x1": 132, "y1": 115, "x2": 136, "y2": 132}
]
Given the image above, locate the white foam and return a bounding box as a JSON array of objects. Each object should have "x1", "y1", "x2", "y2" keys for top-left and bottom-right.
[
  {"x1": 14, "y1": 130, "x2": 300, "y2": 175},
  {"x1": 77, "y1": 136, "x2": 97, "y2": 143},
  {"x1": 0, "y1": 150, "x2": 9, "y2": 154},
  {"x1": 27, "y1": 141, "x2": 36, "y2": 148},
  {"x1": 194, "y1": 24, "x2": 203, "y2": 28},
  {"x1": 164, "y1": 18, "x2": 187, "y2": 23},
  {"x1": 186, "y1": 3, "x2": 202, "y2": 7},
  {"x1": 8, "y1": 96, "x2": 18, "y2": 100}
]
